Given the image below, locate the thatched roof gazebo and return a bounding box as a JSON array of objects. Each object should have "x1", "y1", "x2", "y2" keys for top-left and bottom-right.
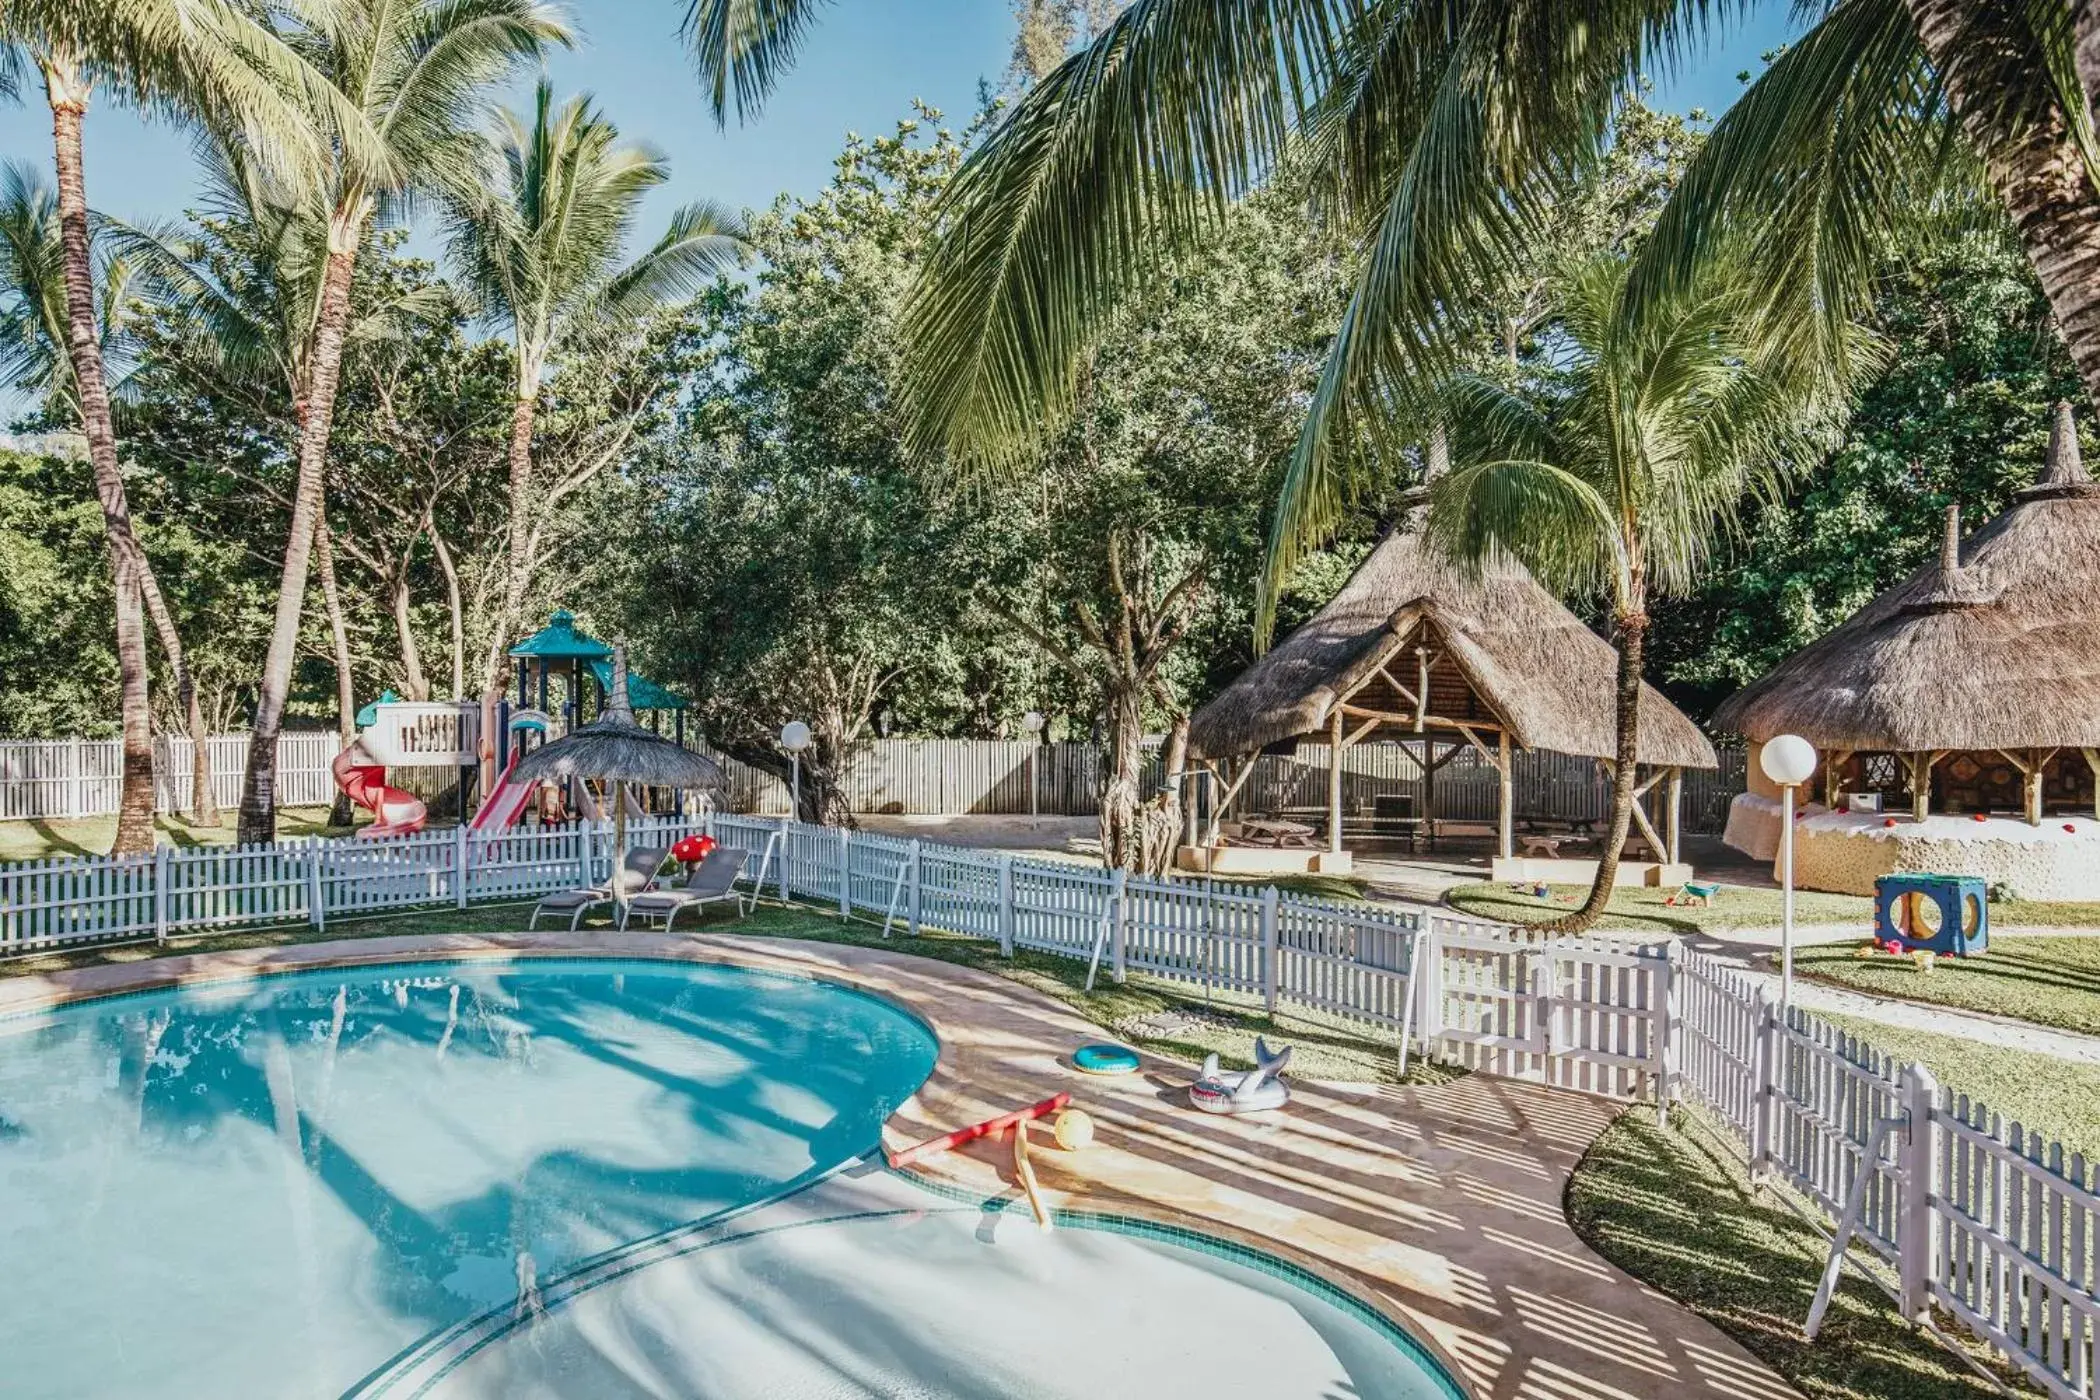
[
  {"x1": 513, "y1": 649, "x2": 722, "y2": 889},
  {"x1": 1187, "y1": 526, "x2": 1716, "y2": 877},
  {"x1": 1714, "y1": 402, "x2": 2100, "y2": 898}
]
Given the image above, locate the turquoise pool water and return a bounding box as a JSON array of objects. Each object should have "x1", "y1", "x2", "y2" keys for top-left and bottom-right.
[
  {"x1": 0, "y1": 956, "x2": 1466, "y2": 1399},
  {"x1": 0, "y1": 959, "x2": 936, "y2": 1398}
]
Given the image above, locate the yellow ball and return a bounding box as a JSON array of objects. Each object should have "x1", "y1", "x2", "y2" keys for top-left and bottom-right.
[{"x1": 1052, "y1": 1109, "x2": 1095, "y2": 1151}]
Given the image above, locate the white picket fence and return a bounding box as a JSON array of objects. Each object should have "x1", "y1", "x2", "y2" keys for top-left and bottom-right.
[
  {"x1": 0, "y1": 734, "x2": 341, "y2": 820},
  {"x1": 0, "y1": 732, "x2": 1749, "y2": 833},
  {"x1": 0, "y1": 812, "x2": 2089, "y2": 1394}
]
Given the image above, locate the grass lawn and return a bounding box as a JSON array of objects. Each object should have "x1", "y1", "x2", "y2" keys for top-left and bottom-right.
[
  {"x1": 0, "y1": 808, "x2": 350, "y2": 862},
  {"x1": 1569, "y1": 1110, "x2": 2021, "y2": 1399},
  {"x1": 1817, "y1": 1013, "x2": 2100, "y2": 1161},
  {"x1": 1448, "y1": 881, "x2": 2100, "y2": 935},
  {"x1": 1447, "y1": 880, "x2": 1873, "y2": 933},
  {"x1": 1798, "y1": 938, "x2": 2100, "y2": 1038},
  {"x1": 0, "y1": 896, "x2": 1443, "y2": 1088}
]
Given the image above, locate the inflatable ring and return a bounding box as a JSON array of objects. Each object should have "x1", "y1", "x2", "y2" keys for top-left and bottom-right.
[{"x1": 1072, "y1": 1043, "x2": 1140, "y2": 1076}]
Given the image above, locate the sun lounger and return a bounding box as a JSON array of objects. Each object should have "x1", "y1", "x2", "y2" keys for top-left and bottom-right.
[
  {"x1": 530, "y1": 845, "x2": 671, "y2": 930},
  {"x1": 618, "y1": 847, "x2": 751, "y2": 930}
]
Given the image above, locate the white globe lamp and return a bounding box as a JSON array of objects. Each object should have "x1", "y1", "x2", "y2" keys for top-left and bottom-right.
[
  {"x1": 1760, "y1": 733, "x2": 1818, "y2": 1005},
  {"x1": 780, "y1": 721, "x2": 814, "y2": 819}
]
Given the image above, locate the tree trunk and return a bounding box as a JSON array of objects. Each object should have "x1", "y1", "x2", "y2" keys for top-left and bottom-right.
[
  {"x1": 386, "y1": 564, "x2": 430, "y2": 701},
  {"x1": 1135, "y1": 712, "x2": 1188, "y2": 878},
  {"x1": 478, "y1": 390, "x2": 541, "y2": 796},
  {"x1": 429, "y1": 525, "x2": 466, "y2": 699},
  {"x1": 1096, "y1": 680, "x2": 1145, "y2": 871},
  {"x1": 315, "y1": 506, "x2": 358, "y2": 828},
  {"x1": 46, "y1": 66, "x2": 155, "y2": 856},
  {"x1": 138, "y1": 559, "x2": 218, "y2": 826},
  {"x1": 1553, "y1": 606, "x2": 1646, "y2": 932},
  {"x1": 238, "y1": 236, "x2": 360, "y2": 844},
  {"x1": 1911, "y1": 0, "x2": 2100, "y2": 405}
]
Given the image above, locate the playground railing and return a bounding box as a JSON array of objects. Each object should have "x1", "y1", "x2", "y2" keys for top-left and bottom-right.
[{"x1": 0, "y1": 813, "x2": 2091, "y2": 1394}]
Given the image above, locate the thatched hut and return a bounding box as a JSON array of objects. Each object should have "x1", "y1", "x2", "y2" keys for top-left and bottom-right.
[
  {"x1": 1185, "y1": 526, "x2": 1716, "y2": 879},
  {"x1": 1714, "y1": 402, "x2": 2100, "y2": 898}
]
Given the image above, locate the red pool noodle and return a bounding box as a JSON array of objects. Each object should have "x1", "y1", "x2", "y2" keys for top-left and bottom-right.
[{"x1": 886, "y1": 1092, "x2": 1072, "y2": 1170}]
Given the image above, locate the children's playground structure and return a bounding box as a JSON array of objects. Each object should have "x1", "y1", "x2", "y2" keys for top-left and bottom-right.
[{"x1": 330, "y1": 611, "x2": 695, "y2": 837}]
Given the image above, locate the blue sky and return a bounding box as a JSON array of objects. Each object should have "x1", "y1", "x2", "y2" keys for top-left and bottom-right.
[{"x1": 0, "y1": 2, "x2": 1798, "y2": 239}]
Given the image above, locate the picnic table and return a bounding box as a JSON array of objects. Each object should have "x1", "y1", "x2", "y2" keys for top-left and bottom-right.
[{"x1": 1236, "y1": 818, "x2": 1318, "y2": 849}]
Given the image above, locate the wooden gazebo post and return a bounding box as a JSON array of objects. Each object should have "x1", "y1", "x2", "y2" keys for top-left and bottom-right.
[
  {"x1": 1327, "y1": 708, "x2": 1345, "y2": 856},
  {"x1": 1496, "y1": 730, "x2": 1514, "y2": 861}
]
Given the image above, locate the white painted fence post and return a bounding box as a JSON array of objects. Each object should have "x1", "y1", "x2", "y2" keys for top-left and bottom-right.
[
  {"x1": 153, "y1": 843, "x2": 170, "y2": 945},
  {"x1": 307, "y1": 840, "x2": 325, "y2": 931},
  {"x1": 1260, "y1": 885, "x2": 1279, "y2": 1016},
  {"x1": 907, "y1": 839, "x2": 922, "y2": 935},
  {"x1": 778, "y1": 819, "x2": 792, "y2": 904},
  {"x1": 997, "y1": 853, "x2": 1014, "y2": 957},
  {"x1": 579, "y1": 821, "x2": 593, "y2": 889},
  {"x1": 1654, "y1": 942, "x2": 1677, "y2": 1127},
  {"x1": 455, "y1": 824, "x2": 469, "y2": 909},
  {"x1": 1899, "y1": 1061, "x2": 1941, "y2": 1321},
  {"x1": 68, "y1": 737, "x2": 83, "y2": 818},
  {"x1": 1109, "y1": 867, "x2": 1127, "y2": 983},
  {"x1": 1749, "y1": 987, "x2": 1777, "y2": 1182},
  {"x1": 1412, "y1": 916, "x2": 1444, "y2": 1051},
  {"x1": 838, "y1": 827, "x2": 852, "y2": 917}
]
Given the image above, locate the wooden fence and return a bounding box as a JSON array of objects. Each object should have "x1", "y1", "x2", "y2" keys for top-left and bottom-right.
[
  {"x1": 0, "y1": 810, "x2": 2085, "y2": 1394},
  {"x1": 0, "y1": 733, "x2": 1749, "y2": 832}
]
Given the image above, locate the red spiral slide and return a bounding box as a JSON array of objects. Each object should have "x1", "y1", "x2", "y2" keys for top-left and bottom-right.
[{"x1": 332, "y1": 738, "x2": 429, "y2": 838}]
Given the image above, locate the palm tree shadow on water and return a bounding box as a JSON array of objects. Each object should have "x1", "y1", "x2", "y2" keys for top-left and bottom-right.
[{"x1": 2, "y1": 961, "x2": 933, "y2": 1397}]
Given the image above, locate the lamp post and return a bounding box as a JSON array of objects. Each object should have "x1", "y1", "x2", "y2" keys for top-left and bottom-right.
[
  {"x1": 1021, "y1": 711, "x2": 1045, "y2": 816},
  {"x1": 780, "y1": 721, "x2": 813, "y2": 820},
  {"x1": 1761, "y1": 734, "x2": 1819, "y2": 1006}
]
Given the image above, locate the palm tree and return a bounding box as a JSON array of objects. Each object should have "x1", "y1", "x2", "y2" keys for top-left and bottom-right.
[
  {"x1": 686, "y1": 3, "x2": 2100, "y2": 610},
  {"x1": 0, "y1": 161, "x2": 223, "y2": 826},
  {"x1": 113, "y1": 135, "x2": 460, "y2": 827},
  {"x1": 3, "y1": 0, "x2": 350, "y2": 854},
  {"x1": 233, "y1": 0, "x2": 569, "y2": 844},
  {"x1": 1423, "y1": 251, "x2": 1859, "y2": 926},
  {"x1": 443, "y1": 79, "x2": 746, "y2": 791}
]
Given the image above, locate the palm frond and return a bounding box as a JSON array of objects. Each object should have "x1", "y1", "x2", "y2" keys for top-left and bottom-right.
[
  {"x1": 899, "y1": 0, "x2": 1349, "y2": 477},
  {"x1": 682, "y1": 0, "x2": 833, "y2": 126}
]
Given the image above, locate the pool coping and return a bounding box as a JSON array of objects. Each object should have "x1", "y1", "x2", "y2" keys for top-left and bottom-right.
[{"x1": 0, "y1": 928, "x2": 1794, "y2": 1400}]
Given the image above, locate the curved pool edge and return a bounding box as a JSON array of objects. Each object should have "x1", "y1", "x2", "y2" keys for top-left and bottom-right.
[
  {"x1": 0, "y1": 927, "x2": 1789, "y2": 1400},
  {"x1": 0, "y1": 931, "x2": 1479, "y2": 1397}
]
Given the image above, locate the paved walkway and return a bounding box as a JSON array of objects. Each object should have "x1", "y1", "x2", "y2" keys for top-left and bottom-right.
[{"x1": 0, "y1": 929, "x2": 1801, "y2": 1400}]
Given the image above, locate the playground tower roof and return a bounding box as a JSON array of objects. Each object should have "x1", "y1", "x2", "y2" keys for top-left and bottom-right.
[{"x1": 510, "y1": 610, "x2": 615, "y2": 661}]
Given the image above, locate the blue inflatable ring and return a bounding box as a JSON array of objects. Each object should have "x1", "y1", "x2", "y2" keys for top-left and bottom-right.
[{"x1": 1073, "y1": 1043, "x2": 1140, "y2": 1076}]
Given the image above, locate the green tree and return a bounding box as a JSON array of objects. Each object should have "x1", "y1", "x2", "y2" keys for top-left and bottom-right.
[
  {"x1": 3, "y1": 0, "x2": 347, "y2": 852},
  {"x1": 1425, "y1": 251, "x2": 1858, "y2": 927},
  {"x1": 442, "y1": 78, "x2": 746, "y2": 793},
  {"x1": 1650, "y1": 213, "x2": 2090, "y2": 716},
  {"x1": 234, "y1": 0, "x2": 567, "y2": 844},
  {"x1": 0, "y1": 161, "x2": 229, "y2": 822}
]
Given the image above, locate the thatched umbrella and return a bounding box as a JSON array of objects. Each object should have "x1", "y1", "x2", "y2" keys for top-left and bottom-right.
[{"x1": 511, "y1": 648, "x2": 722, "y2": 896}]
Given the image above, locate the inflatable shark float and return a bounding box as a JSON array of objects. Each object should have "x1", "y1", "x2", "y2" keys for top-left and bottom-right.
[{"x1": 1188, "y1": 1038, "x2": 1292, "y2": 1115}]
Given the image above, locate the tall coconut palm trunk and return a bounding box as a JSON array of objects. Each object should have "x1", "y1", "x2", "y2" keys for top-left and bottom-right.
[
  {"x1": 45, "y1": 60, "x2": 156, "y2": 856},
  {"x1": 1910, "y1": 0, "x2": 2100, "y2": 404},
  {"x1": 477, "y1": 389, "x2": 541, "y2": 794},
  {"x1": 1554, "y1": 605, "x2": 1646, "y2": 932},
  {"x1": 238, "y1": 237, "x2": 360, "y2": 844},
  {"x1": 315, "y1": 505, "x2": 359, "y2": 828}
]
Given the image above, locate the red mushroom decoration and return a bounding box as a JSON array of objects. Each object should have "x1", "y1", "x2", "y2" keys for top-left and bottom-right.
[{"x1": 672, "y1": 834, "x2": 717, "y2": 865}]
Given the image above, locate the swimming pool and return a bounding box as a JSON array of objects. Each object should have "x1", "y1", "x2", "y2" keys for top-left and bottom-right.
[{"x1": 0, "y1": 957, "x2": 1465, "y2": 1398}]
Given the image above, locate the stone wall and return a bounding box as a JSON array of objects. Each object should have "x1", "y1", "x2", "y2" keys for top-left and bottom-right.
[{"x1": 1722, "y1": 793, "x2": 2100, "y2": 900}]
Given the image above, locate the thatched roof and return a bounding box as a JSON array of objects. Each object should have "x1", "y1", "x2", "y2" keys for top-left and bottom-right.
[
  {"x1": 1188, "y1": 526, "x2": 1718, "y2": 768},
  {"x1": 1714, "y1": 401, "x2": 2100, "y2": 751},
  {"x1": 512, "y1": 649, "x2": 724, "y2": 789}
]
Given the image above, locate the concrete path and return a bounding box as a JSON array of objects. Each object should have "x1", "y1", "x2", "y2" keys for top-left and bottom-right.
[
  {"x1": 0, "y1": 929, "x2": 1801, "y2": 1400},
  {"x1": 1679, "y1": 927, "x2": 2100, "y2": 1065}
]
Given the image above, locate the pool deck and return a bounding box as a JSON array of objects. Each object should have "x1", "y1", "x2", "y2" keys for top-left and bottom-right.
[{"x1": 0, "y1": 929, "x2": 1800, "y2": 1400}]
